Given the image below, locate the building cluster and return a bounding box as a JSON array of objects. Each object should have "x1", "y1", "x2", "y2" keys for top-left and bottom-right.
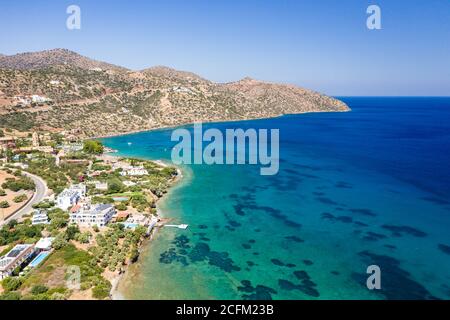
[
  {"x1": 0, "y1": 237, "x2": 54, "y2": 280},
  {"x1": 56, "y1": 184, "x2": 86, "y2": 210},
  {"x1": 14, "y1": 95, "x2": 51, "y2": 107},
  {"x1": 119, "y1": 165, "x2": 149, "y2": 176},
  {"x1": 69, "y1": 203, "x2": 115, "y2": 227}
]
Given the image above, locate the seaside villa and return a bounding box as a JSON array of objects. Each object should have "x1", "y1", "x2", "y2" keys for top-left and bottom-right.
[
  {"x1": 70, "y1": 203, "x2": 116, "y2": 227},
  {"x1": 56, "y1": 184, "x2": 87, "y2": 210},
  {"x1": 0, "y1": 244, "x2": 35, "y2": 280},
  {"x1": 120, "y1": 166, "x2": 148, "y2": 176},
  {"x1": 31, "y1": 210, "x2": 49, "y2": 225}
]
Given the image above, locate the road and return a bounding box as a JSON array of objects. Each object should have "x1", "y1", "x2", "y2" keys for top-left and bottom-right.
[{"x1": 0, "y1": 172, "x2": 48, "y2": 226}]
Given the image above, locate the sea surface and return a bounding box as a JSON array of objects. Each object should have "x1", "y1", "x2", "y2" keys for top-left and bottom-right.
[{"x1": 102, "y1": 97, "x2": 450, "y2": 300}]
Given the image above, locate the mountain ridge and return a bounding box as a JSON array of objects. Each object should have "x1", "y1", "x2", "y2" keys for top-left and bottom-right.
[{"x1": 0, "y1": 49, "x2": 349, "y2": 138}]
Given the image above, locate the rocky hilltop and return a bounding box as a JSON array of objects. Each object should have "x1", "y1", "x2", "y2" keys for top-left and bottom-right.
[{"x1": 0, "y1": 49, "x2": 349, "y2": 137}]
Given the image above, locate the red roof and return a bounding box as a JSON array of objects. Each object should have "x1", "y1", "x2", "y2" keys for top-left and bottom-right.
[{"x1": 70, "y1": 204, "x2": 81, "y2": 213}]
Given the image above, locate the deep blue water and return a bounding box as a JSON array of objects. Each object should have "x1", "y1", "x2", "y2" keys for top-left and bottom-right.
[{"x1": 103, "y1": 97, "x2": 450, "y2": 300}]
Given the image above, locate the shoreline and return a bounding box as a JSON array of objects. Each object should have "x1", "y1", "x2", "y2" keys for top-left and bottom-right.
[
  {"x1": 93, "y1": 109, "x2": 350, "y2": 140},
  {"x1": 105, "y1": 153, "x2": 186, "y2": 300}
]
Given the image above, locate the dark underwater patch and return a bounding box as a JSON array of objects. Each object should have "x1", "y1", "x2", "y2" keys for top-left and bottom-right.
[
  {"x1": 316, "y1": 197, "x2": 338, "y2": 205},
  {"x1": 228, "y1": 220, "x2": 242, "y2": 228},
  {"x1": 242, "y1": 243, "x2": 251, "y2": 249},
  {"x1": 271, "y1": 259, "x2": 285, "y2": 266},
  {"x1": 349, "y1": 208, "x2": 377, "y2": 217},
  {"x1": 286, "y1": 263, "x2": 296, "y2": 268},
  {"x1": 335, "y1": 181, "x2": 353, "y2": 189},
  {"x1": 354, "y1": 221, "x2": 369, "y2": 227},
  {"x1": 238, "y1": 280, "x2": 277, "y2": 300},
  {"x1": 438, "y1": 244, "x2": 450, "y2": 255},
  {"x1": 159, "y1": 248, "x2": 189, "y2": 266},
  {"x1": 285, "y1": 235, "x2": 304, "y2": 243},
  {"x1": 381, "y1": 225, "x2": 427, "y2": 238},
  {"x1": 161, "y1": 237, "x2": 241, "y2": 273},
  {"x1": 321, "y1": 212, "x2": 353, "y2": 224},
  {"x1": 303, "y1": 259, "x2": 314, "y2": 266},
  {"x1": 363, "y1": 231, "x2": 387, "y2": 242},
  {"x1": 421, "y1": 196, "x2": 450, "y2": 206},
  {"x1": 279, "y1": 270, "x2": 320, "y2": 297},
  {"x1": 353, "y1": 250, "x2": 437, "y2": 300}
]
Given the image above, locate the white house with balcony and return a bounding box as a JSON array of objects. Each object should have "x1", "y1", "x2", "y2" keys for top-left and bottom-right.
[
  {"x1": 69, "y1": 203, "x2": 116, "y2": 227},
  {"x1": 0, "y1": 244, "x2": 35, "y2": 280},
  {"x1": 56, "y1": 184, "x2": 86, "y2": 210},
  {"x1": 120, "y1": 166, "x2": 148, "y2": 176},
  {"x1": 32, "y1": 210, "x2": 49, "y2": 225}
]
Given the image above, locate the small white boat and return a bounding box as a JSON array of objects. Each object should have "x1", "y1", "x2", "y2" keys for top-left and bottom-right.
[{"x1": 127, "y1": 142, "x2": 132, "y2": 146}]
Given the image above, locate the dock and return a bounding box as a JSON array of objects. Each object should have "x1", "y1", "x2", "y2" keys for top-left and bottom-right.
[{"x1": 164, "y1": 224, "x2": 189, "y2": 230}]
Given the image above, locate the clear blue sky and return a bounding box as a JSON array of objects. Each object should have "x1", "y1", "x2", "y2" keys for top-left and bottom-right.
[{"x1": 1, "y1": 0, "x2": 449, "y2": 96}]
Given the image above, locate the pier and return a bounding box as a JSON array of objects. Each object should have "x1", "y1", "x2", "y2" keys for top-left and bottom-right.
[{"x1": 164, "y1": 224, "x2": 189, "y2": 230}]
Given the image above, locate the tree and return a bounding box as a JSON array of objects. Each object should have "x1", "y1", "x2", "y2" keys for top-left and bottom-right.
[
  {"x1": 31, "y1": 285, "x2": 49, "y2": 295},
  {"x1": 0, "y1": 291, "x2": 21, "y2": 300},
  {"x1": 13, "y1": 194, "x2": 28, "y2": 203},
  {"x1": 1, "y1": 277, "x2": 23, "y2": 292},
  {"x1": 53, "y1": 233, "x2": 68, "y2": 250},
  {"x1": 83, "y1": 140, "x2": 104, "y2": 155},
  {"x1": 107, "y1": 178, "x2": 124, "y2": 194},
  {"x1": 0, "y1": 201, "x2": 10, "y2": 208},
  {"x1": 66, "y1": 225, "x2": 80, "y2": 240}
]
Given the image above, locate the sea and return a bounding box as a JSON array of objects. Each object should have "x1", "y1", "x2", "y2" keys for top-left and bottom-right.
[{"x1": 101, "y1": 97, "x2": 450, "y2": 300}]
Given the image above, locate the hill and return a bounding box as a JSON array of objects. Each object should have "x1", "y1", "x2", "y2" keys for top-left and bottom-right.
[{"x1": 0, "y1": 49, "x2": 349, "y2": 138}]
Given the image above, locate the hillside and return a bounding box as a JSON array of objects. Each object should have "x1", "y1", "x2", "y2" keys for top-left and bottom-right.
[
  {"x1": 0, "y1": 49, "x2": 126, "y2": 72},
  {"x1": 0, "y1": 49, "x2": 349, "y2": 138}
]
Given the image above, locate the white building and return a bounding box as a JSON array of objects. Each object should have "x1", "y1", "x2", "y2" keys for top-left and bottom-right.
[
  {"x1": 35, "y1": 237, "x2": 54, "y2": 251},
  {"x1": 123, "y1": 180, "x2": 136, "y2": 187},
  {"x1": 120, "y1": 166, "x2": 148, "y2": 176},
  {"x1": 0, "y1": 244, "x2": 35, "y2": 280},
  {"x1": 95, "y1": 182, "x2": 108, "y2": 191},
  {"x1": 56, "y1": 184, "x2": 86, "y2": 210},
  {"x1": 70, "y1": 203, "x2": 116, "y2": 227},
  {"x1": 32, "y1": 210, "x2": 49, "y2": 225},
  {"x1": 126, "y1": 214, "x2": 149, "y2": 226},
  {"x1": 31, "y1": 95, "x2": 50, "y2": 103}
]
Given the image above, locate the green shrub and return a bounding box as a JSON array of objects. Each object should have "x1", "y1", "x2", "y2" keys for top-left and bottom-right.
[
  {"x1": 0, "y1": 200, "x2": 10, "y2": 208},
  {"x1": 2, "y1": 277, "x2": 23, "y2": 292},
  {"x1": 13, "y1": 194, "x2": 28, "y2": 203},
  {"x1": 31, "y1": 285, "x2": 49, "y2": 295}
]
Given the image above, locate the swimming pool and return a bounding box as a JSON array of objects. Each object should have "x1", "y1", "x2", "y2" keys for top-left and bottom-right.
[
  {"x1": 29, "y1": 251, "x2": 50, "y2": 268},
  {"x1": 122, "y1": 223, "x2": 138, "y2": 229}
]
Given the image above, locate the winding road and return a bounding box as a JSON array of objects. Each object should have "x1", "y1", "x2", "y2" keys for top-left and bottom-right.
[{"x1": 0, "y1": 172, "x2": 48, "y2": 226}]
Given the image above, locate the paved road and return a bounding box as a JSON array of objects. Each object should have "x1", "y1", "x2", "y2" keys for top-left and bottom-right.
[{"x1": 0, "y1": 172, "x2": 48, "y2": 226}]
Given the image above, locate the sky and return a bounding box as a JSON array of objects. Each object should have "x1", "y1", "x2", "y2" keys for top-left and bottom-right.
[{"x1": 1, "y1": 0, "x2": 449, "y2": 96}]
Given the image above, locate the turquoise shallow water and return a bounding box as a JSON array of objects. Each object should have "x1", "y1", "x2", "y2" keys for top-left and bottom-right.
[{"x1": 102, "y1": 97, "x2": 450, "y2": 300}]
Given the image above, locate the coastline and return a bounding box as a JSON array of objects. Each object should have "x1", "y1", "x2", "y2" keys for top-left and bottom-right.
[
  {"x1": 106, "y1": 153, "x2": 186, "y2": 300},
  {"x1": 92, "y1": 108, "x2": 350, "y2": 140}
]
